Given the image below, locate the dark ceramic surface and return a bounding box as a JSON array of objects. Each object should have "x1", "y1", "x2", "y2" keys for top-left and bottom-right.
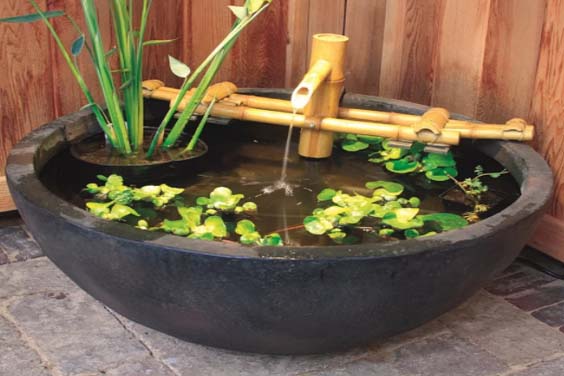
[{"x1": 6, "y1": 91, "x2": 553, "y2": 354}]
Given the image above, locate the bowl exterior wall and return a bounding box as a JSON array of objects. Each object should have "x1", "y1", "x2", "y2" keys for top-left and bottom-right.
[{"x1": 6, "y1": 93, "x2": 553, "y2": 354}]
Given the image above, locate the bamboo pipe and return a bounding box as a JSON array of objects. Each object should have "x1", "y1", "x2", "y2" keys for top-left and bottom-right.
[
  {"x1": 290, "y1": 59, "x2": 332, "y2": 110},
  {"x1": 180, "y1": 102, "x2": 461, "y2": 145},
  {"x1": 297, "y1": 34, "x2": 349, "y2": 158},
  {"x1": 142, "y1": 80, "x2": 534, "y2": 142}
]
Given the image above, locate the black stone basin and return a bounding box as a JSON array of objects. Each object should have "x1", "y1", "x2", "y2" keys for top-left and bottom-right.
[{"x1": 6, "y1": 90, "x2": 553, "y2": 354}]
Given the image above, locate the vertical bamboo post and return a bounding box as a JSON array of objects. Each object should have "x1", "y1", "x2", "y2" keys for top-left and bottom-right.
[{"x1": 298, "y1": 34, "x2": 349, "y2": 158}]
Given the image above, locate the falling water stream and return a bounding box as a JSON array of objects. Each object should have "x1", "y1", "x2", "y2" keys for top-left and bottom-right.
[{"x1": 261, "y1": 108, "x2": 299, "y2": 197}]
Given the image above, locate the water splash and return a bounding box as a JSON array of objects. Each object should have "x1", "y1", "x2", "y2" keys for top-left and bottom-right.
[{"x1": 261, "y1": 109, "x2": 298, "y2": 196}]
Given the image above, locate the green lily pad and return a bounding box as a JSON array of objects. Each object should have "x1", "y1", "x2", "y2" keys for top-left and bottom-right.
[
  {"x1": 423, "y1": 152, "x2": 456, "y2": 168},
  {"x1": 385, "y1": 158, "x2": 420, "y2": 174},
  {"x1": 260, "y1": 233, "x2": 283, "y2": 246},
  {"x1": 342, "y1": 139, "x2": 369, "y2": 152},
  {"x1": 162, "y1": 219, "x2": 191, "y2": 236},
  {"x1": 382, "y1": 208, "x2": 424, "y2": 230},
  {"x1": 317, "y1": 188, "x2": 337, "y2": 202},
  {"x1": 304, "y1": 216, "x2": 334, "y2": 235},
  {"x1": 425, "y1": 166, "x2": 458, "y2": 182},
  {"x1": 242, "y1": 202, "x2": 258, "y2": 212},
  {"x1": 404, "y1": 229, "x2": 420, "y2": 239},
  {"x1": 236, "y1": 219, "x2": 256, "y2": 235},
  {"x1": 365, "y1": 181, "x2": 404, "y2": 195},
  {"x1": 110, "y1": 204, "x2": 140, "y2": 220},
  {"x1": 240, "y1": 231, "x2": 261, "y2": 245},
  {"x1": 204, "y1": 216, "x2": 228, "y2": 238},
  {"x1": 357, "y1": 135, "x2": 384, "y2": 145},
  {"x1": 419, "y1": 213, "x2": 468, "y2": 231}
]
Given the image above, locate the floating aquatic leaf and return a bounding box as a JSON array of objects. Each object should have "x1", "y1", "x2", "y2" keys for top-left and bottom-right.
[
  {"x1": 204, "y1": 216, "x2": 227, "y2": 238},
  {"x1": 419, "y1": 213, "x2": 468, "y2": 231},
  {"x1": 240, "y1": 231, "x2": 261, "y2": 245},
  {"x1": 260, "y1": 233, "x2": 283, "y2": 246},
  {"x1": 365, "y1": 181, "x2": 404, "y2": 195},
  {"x1": 110, "y1": 204, "x2": 139, "y2": 220},
  {"x1": 385, "y1": 158, "x2": 420, "y2": 174},
  {"x1": 236, "y1": 219, "x2": 256, "y2": 235},
  {"x1": 162, "y1": 219, "x2": 191, "y2": 236},
  {"x1": 317, "y1": 188, "x2": 337, "y2": 202},
  {"x1": 425, "y1": 166, "x2": 458, "y2": 182}
]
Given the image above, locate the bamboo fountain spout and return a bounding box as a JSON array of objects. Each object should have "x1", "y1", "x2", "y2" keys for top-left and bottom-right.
[{"x1": 291, "y1": 34, "x2": 349, "y2": 159}]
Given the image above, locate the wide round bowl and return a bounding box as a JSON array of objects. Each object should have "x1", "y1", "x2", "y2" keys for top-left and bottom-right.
[{"x1": 6, "y1": 90, "x2": 553, "y2": 354}]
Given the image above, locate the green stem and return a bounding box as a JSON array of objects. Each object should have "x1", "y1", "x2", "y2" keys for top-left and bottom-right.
[
  {"x1": 82, "y1": 0, "x2": 131, "y2": 154},
  {"x1": 184, "y1": 97, "x2": 217, "y2": 152},
  {"x1": 145, "y1": 4, "x2": 270, "y2": 158},
  {"x1": 28, "y1": 0, "x2": 118, "y2": 147}
]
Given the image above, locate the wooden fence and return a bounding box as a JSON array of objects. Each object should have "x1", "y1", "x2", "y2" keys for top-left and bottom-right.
[{"x1": 1, "y1": 0, "x2": 563, "y2": 259}]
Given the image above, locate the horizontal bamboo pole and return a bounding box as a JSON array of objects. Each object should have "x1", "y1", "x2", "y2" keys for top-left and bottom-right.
[{"x1": 142, "y1": 80, "x2": 534, "y2": 142}]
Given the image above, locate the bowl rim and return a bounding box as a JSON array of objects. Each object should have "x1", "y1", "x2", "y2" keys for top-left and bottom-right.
[{"x1": 6, "y1": 91, "x2": 554, "y2": 261}]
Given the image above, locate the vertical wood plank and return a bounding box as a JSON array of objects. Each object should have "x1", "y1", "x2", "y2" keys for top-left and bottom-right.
[
  {"x1": 189, "y1": 0, "x2": 234, "y2": 83},
  {"x1": 230, "y1": 1, "x2": 289, "y2": 88},
  {"x1": 143, "y1": 1, "x2": 185, "y2": 86},
  {"x1": 344, "y1": 0, "x2": 387, "y2": 95},
  {"x1": 0, "y1": 0, "x2": 55, "y2": 174},
  {"x1": 529, "y1": 0, "x2": 564, "y2": 218},
  {"x1": 286, "y1": 0, "x2": 310, "y2": 87},
  {"x1": 379, "y1": 0, "x2": 445, "y2": 105},
  {"x1": 48, "y1": 1, "x2": 113, "y2": 117},
  {"x1": 307, "y1": 0, "x2": 346, "y2": 59},
  {"x1": 431, "y1": 0, "x2": 491, "y2": 116},
  {"x1": 477, "y1": 0, "x2": 546, "y2": 123}
]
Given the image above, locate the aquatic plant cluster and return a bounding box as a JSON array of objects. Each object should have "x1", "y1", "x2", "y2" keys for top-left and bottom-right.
[
  {"x1": 85, "y1": 175, "x2": 283, "y2": 246},
  {"x1": 341, "y1": 135, "x2": 458, "y2": 181},
  {"x1": 304, "y1": 182, "x2": 468, "y2": 244}
]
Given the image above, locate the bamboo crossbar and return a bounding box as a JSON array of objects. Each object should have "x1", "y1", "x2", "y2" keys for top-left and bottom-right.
[{"x1": 142, "y1": 80, "x2": 534, "y2": 144}]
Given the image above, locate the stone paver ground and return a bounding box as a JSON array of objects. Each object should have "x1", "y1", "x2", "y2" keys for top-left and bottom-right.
[{"x1": 1, "y1": 219, "x2": 564, "y2": 376}]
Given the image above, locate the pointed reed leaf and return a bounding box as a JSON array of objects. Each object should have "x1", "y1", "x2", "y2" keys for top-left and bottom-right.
[{"x1": 0, "y1": 10, "x2": 64, "y2": 23}]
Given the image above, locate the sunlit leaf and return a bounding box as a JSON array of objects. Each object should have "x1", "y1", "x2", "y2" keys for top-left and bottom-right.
[
  {"x1": 317, "y1": 188, "x2": 337, "y2": 202},
  {"x1": 205, "y1": 216, "x2": 228, "y2": 238},
  {"x1": 168, "y1": 55, "x2": 191, "y2": 78},
  {"x1": 228, "y1": 5, "x2": 248, "y2": 19},
  {"x1": 236, "y1": 219, "x2": 256, "y2": 235}
]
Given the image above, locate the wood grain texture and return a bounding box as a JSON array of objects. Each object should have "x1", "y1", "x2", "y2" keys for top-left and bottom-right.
[
  {"x1": 379, "y1": 0, "x2": 445, "y2": 104},
  {"x1": 477, "y1": 0, "x2": 546, "y2": 123},
  {"x1": 0, "y1": 0, "x2": 54, "y2": 175},
  {"x1": 307, "y1": 0, "x2": 346, "y2": 63},
  {"x1": 48, "y1": 1, "x2": 113, "y2": 117},
  {"x1": 344, "y1": 0, "x2": 387, "y2": 95},
  {"x1": 0, "y1": 177, "x2": 15, "y2": 212},
  {"x1": 431, "y1": 0, "x2": 491, "y2": 116},
  {"x1": 529, "y1": 215, "x2": 564, "y2": 263},
  {"x1": 285, "y1": 0, "x2": 310, "y2": 86},
  {"x1": 143, "y1": 0, "x2": 185, "y2": 87},
  {"x1": 529, "y1": 0, "x2": 564, "y2": 219},
  {"x1": 230, "y1": 0, "x2": 288, "y2": 88},
  {"x1": 189, "y1": 0, "x2": 233, "y2": 83}
]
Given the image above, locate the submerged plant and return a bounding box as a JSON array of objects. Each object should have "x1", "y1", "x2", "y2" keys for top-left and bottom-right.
[
  {"x1": 446, "y1": 165, "x2": 509, "y2": 222},
  {"x1": 305, "y1": 181, "x2": 468, "y2": 244},
  {"x1": 341, "y1": 135, "x2": 459, "y2": 182},
  {"x1": 84, "y1": 175, "x2": 282, "y2": 246},
  {"x1": 1, "y1": 0, "x2": 272, "y2": 157}
]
